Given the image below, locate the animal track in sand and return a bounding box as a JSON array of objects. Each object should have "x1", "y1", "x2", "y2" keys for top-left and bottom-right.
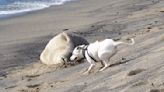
[
  {"x1": 131, "y1": 81, "x2": 148, "y2": 87},
  {"x1": 24, "y1": 74, "x2": 40, "y2": 82},
  {"x1": 26, "y1": 84, "x2": 40, "y2": 88},
  {"x1": 25, "y1": 74, "x2": 40, "y2": 78},
  {"x1": 5, "y1": 85, "x2": 17, "y2": 89},
  {"x1": 127, "y1": 68, "x2": 146, "y2": 76},
  {"x1": 19, "y1": 88, "x2": 40, "y2": 92},
  {"x1": 150, "y1": 89, "x2": 161, "y2": 92}
]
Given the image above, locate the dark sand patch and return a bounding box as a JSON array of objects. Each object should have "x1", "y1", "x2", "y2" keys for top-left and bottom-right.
[{"x1": 127, "y1": 69, "x2": 146, "y2": 76}]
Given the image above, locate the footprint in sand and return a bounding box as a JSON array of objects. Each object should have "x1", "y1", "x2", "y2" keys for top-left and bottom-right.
[
  {"x1": 131, "y1": 81, "x2": 148, "y2": 87},
  {"x1": 149, "y1": 89, "x2": 164, "y2": 92},
  {"x1": 127, "y1": 68, "x2": 146, "y2": 76},
  {"x1": 5, "y1": 85, "x2": 17, "y2": 89},
  {"x1": 19, "y1": 88, "x2": 39, "y2": 92},
  {"x1": 26, "y1": 84, "x2": 40, "y2": 88},
  {"x1": 25, "y1": 74, "x2": 40, "y2": 82},
  {"x1": 19, "y1": 84, "x2": 40, "y2": 92}
]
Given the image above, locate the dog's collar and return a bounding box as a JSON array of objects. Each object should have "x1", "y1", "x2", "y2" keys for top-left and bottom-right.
[
  {"x1": 82, "y1": 45, "x2": 88, "y2": 59},
  {"x1": 86, "y1": 48, "x2": 98, "y2": 62},
  {"x1": 82, "y1": 45, "x2": 98, "y2": 62}
]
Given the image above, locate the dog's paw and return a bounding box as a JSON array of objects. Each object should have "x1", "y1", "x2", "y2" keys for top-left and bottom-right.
[
  {"x1": 99, "y1": 65, "x2": 109, "y2": 71},
  {"x1": 82, "y1": 70, "x2": 93, "y2": 75},
  {"x1": 99, "y1": 68, "x2": 106, "y2": 71},
  {"x1": 82, "y1": 71, "x2": 89, "y2": 75}
]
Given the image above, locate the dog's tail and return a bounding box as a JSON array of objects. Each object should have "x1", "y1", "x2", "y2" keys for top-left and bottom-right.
[{"x1": 114, "y1": 38, "x2": 135, "y2": 46}]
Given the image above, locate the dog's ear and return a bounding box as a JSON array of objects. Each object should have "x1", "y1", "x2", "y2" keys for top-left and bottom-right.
[
  {"x1": 76, "y1": 46, "x2": 82, "y2": 50},
  {"x1": 76, "y1": 46, "x2": 80, "y2": 50},
  {"x1": 76, "y1": 45, "x2": 87, "y2": 50},
  {"x1": 82, "y1": 46, "x2": 87, "y2": 50}
]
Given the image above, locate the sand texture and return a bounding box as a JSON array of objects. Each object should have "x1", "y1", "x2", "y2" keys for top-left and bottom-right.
[{"x1": 0, "y1": 0, "x2": 164, "y2": 92}]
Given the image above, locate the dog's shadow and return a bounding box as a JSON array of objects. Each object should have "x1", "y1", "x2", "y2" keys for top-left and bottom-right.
[{"x1": 108, "y1": 57, "x2": 135, "y2": 68}]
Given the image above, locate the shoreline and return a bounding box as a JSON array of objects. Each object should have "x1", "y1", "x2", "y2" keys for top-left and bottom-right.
[{"x1": 0, "y1": 0, "x2": 78, "y2": 20}]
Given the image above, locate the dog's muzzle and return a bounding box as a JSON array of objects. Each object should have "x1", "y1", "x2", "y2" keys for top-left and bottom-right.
[{"x1": 70, "y1": 56, "x2": 77, "y2": 61}]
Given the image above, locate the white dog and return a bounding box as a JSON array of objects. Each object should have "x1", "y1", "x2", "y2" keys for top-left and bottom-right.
[{"x1": 70, "y1": 38, "x2": 135, "y2": 74}]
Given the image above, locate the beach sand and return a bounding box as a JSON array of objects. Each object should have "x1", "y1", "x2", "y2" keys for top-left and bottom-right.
[{"x1": 0, "y1": 0, "x2": 164, "y2": 92}]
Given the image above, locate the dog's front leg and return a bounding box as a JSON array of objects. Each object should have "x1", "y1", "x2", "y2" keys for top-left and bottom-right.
[
  {"x1": 83, "y1": 51, "x2": 96, "y2": 74},
  {"x1": 83, "y1": 63, "x2": 95, "y2": 74}
]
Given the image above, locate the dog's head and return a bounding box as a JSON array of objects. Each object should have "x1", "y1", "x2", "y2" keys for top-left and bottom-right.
[{"x1": 70, "y1": 45, "x2": 86, "y2": 61}]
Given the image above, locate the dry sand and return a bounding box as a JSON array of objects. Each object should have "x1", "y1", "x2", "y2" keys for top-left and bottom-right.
[{"x1": 0, "y1": 0, "x2": 164, "y2": 92}]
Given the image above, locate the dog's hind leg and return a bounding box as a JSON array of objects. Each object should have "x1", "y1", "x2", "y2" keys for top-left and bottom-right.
[
  {"x1": 98, "y1": 51, "x2": 116, "y2": 71},
  {"x1": 99, "y1": 60, "x2": 109, "y2": 71}
]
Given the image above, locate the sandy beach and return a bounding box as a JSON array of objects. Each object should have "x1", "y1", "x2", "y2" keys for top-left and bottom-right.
[{"x1": 0, "y1": 0, "x2": 164, "y2": 92}]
